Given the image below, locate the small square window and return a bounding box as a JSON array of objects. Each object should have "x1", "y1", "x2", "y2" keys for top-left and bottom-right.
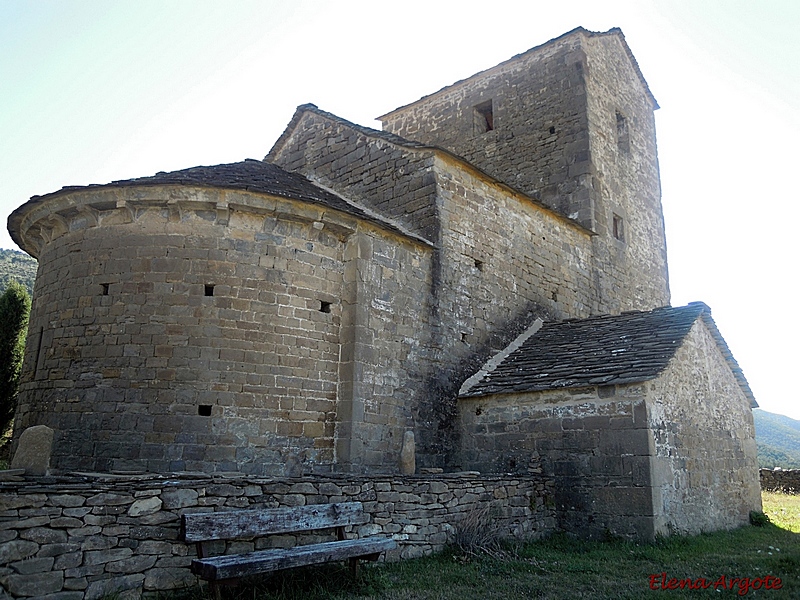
[
  {"x1": 474, "y1": 100, "x2": 494, "y2": 134},
  {"x1": 204, "y1": 284, "x2": 215, "y2": 297}
]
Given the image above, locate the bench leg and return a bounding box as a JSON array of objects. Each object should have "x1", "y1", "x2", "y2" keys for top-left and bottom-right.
[
  {"x1": 210, "y1": 580, "x2": 221, "y2": 600},
  {"x1": 349, "y1": 557, "x2": 360, "y2": 578}
]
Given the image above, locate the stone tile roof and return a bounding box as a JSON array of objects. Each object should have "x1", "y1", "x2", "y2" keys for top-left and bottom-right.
[
  {"x1": 17, "y1": 160, "x2": 415, "y2": 240},
  {"x1": 460, "y1": 302, "x2": 755, "y2": 406}
]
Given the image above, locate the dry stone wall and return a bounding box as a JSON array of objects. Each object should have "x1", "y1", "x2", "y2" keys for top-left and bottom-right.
[
  {"x1": 760, "y1": 469, "x2": 800, "y2": 493},
  {"x1": 0, "y1": 472, "x2": 554, "y2": 599}
]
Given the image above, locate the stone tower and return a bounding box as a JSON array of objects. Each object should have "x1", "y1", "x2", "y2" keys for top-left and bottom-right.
[{"x1": 379, "y1": 27, "x2": 669, "y2": 314}]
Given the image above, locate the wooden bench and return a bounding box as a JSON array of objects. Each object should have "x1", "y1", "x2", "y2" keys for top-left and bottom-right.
[{"x1": 181, "y1": 502, "x2": 397, "y2": 597}]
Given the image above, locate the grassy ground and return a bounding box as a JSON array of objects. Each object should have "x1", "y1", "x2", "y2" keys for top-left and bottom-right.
[{"x1": 159, "y1": 492, "x2": 800, "y2": 600}]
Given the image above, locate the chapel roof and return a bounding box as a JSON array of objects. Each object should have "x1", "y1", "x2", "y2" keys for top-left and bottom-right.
[
  {"x1": 459, "y1": 302, "x2": 755, "y2": 406},
  {"x1": 9, "y1": 160, "x2": 417, "y2": 251}
]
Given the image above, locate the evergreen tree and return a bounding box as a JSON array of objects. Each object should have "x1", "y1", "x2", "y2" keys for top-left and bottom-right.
[{"x1": 0, "y1": 281, "x2": 30, "y2": 429}]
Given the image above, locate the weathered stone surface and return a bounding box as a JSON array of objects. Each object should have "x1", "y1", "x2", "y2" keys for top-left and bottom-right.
[
  {"x1": 10, "y1": 425, "x2": 54, "y2": 476},
  {"x1": 0, "y1": 539, "x2": 38, "y2": 563},
  {"x1": 9, "y1": 556, "x2": 54, "y2": 574},
  {"x1": 85, "y1": 493, "x2": 133, "y2": 506},
  {"x1": 39, "y1": 592, "x2": 84, "y2": 600},
  {"x1": 143, "y1": 567, "x2": 197, "y2": 591},
  {"x1": 105, "y1": 554, "x2": 157, "y2": 573},
  {"x1": 84, "y1": 573, "x2": 144, "y2": 600},
  {"x1": 2, "y1": 571, "x2": 64, "y2": 596},
  {"x1": 49, "y1": 517, "x2": 84, "y2": 529},
  {"x1": 49, "y1": 495, "x2": 85, "y2": 508},
  {"x1": 399, "y1": 430, "x2": 416, "y2": 475},
  {"x1": 84, "y1": 547, "x2": 133, "y2": 565},
  {"x1": 53, "y1": 550, "x2": 83, "y2": 569},
  {"x1": 20, "y1": 527, "x2": 67, "y2": 544},
  {"x1": 160, "y1": 489, "x2": 198, "y2": 509}
]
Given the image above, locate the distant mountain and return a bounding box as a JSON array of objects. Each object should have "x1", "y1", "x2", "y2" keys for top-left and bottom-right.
[
  {"x1": 754, "y1": 409, "x2": 800, "y2": 469},
  {"x1": 0, "y1": 248, "x2": 37, "y2": 296}
]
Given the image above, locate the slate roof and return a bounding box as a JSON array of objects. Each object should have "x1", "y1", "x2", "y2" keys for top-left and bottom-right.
[
  {"x1": 460, "y1": 303, "x2": 755, "y2": 406},
  {"x1": 10, "y1": 160, "x2": 417, "y2": 250}
]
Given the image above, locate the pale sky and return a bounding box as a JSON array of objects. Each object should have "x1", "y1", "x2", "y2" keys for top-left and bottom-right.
[{"x1": 1, "y1": 1, "x2": 798, "y2": 418}]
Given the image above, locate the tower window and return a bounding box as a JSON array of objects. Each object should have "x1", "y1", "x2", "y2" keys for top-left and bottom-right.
[
  {"x1": 616, "y1": 111, "x2": 630, "y2": 153},
  {"x1": 613, "y1": 214, "x2": 625, "y2": 242},
  {"x1": 204, "y1": 284, "x2": 215, "y2": 296},
  {"x1": 474, "y1": 100, "x2": 494, "y2": 134}
]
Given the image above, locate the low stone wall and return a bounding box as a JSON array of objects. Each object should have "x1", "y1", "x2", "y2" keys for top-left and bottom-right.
[
  {"x1": 0, "y1": 472, "x2": 554, "y2": 599},
  {"x1": 760, "y1": 468, "x2": 800, "y2": 493}
]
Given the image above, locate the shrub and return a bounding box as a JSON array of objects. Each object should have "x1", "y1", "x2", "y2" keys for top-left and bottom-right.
[{"x1": 0, "y1": 281, "x2": 30, "y2": 430}]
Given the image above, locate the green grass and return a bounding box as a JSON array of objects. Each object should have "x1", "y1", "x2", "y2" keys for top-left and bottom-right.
[
  {"x1": 158, "y1": 491, "x2": 800, "y2": 600},
  {"x1": 764, "y1": 491, "x2": 800, "y2": 533}
]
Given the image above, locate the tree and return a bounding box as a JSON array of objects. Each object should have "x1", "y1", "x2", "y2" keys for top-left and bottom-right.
[{"x1": 0, "y1": 281, "x2": 31, "y2": 430}]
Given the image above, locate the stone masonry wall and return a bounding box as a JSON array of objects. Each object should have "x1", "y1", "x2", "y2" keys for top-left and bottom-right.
[
  {"x1": 458, "y1": 385, "x2": 655, "y2": 539},
  {"x1": 0, "y1": 472, "x2": 554, "y2": 599},
  {"x1": 582, "y1": 33, "x2": 669, "y2": 314},
  {"x1": 380, "y1": 29, "x2": 670, "y2": 315},
  {"x1": 269, "y1": 109, "x2": 439, "y2": 243},
  {"x1": 13, "y1": 185, "x2": 420, "y2": 476},
  {"x1": 647, "y1": 320, "x2": 761, "y2": 535},
  {"x1": 335, "y1": 229, "x2": 436, "y2": 472},
  {"x1": 760, "y1": 469, "x2": 800, "y2": 493},
  {"x1": 380, "y1": 33, "x2": 591, "y2": 229}
]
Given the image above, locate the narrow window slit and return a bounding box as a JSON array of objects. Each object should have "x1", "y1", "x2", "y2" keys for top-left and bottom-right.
[
  {"x1": 613, "y1": 214, "x2": 625, "y2": 242},
  {"x1": 474, "y1": 100, "x2": 494, "y2": 134},
  {"x1": 204, "y1": 284, "x2": 215, "y2": 297},
  {"x1": 101, "y1": 283, "x2": 109, "y2": 296},
  {"x1": 616, "y1": 111, "x2": 630, "y2": 153}
]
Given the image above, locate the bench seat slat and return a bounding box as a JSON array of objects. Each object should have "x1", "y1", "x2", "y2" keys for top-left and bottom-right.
[
  {"x1": 191, "y1": 537, "x2": 397, "y2": 580},
  {"x1": 182, "y1": 502, "x2": 368, "y2": 542}
]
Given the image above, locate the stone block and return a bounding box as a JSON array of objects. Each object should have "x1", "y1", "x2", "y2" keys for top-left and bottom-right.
[
  {"x1": 9, "y1": 556, "x2": 55, "y2": 574},
  {"x1": 10, "y1": 425, "x2": 54, "y2": 476},
  {"x1": 128, "y1": 496, "x2": 162, "y2": 517},
  {"x1": 0, "y1": 540, "x2": 39, "y2": 563},
  {"x1": 160, "y1": 489, "x2": 198, "y2": 509},
  {"x1": 84, "y1": 573, "x2": 144, "y2": 600},
  {"x1": 1, "y1": 571, "x2": 64, "y2": 597}
]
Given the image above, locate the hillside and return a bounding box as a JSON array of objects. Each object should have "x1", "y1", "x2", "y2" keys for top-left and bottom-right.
[
  {"x1": 0, "y1": 248, "x2": 37, "y2": 296},
  {"x1": 754, "y1": 409, "x2": 800, "y2": 469}
]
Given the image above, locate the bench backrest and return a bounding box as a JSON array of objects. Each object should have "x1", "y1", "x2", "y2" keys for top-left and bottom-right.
[{"x1": 181, "y1": 501, "x2": 367, "y2": 543}]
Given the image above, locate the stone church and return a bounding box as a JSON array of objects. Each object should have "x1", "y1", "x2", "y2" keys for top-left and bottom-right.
[{"x1": 8, "y1": 27, "x2": 760, "y2": 538}]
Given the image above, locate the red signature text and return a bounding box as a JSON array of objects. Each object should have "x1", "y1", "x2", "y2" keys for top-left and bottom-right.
[{"x1": 649, "y1": 573, "x2": 782, "y2": 595}]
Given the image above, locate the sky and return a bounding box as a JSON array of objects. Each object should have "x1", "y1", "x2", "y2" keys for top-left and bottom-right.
[{"x1": 1, "y1": 1, "x2": 798, "y2": 418}]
